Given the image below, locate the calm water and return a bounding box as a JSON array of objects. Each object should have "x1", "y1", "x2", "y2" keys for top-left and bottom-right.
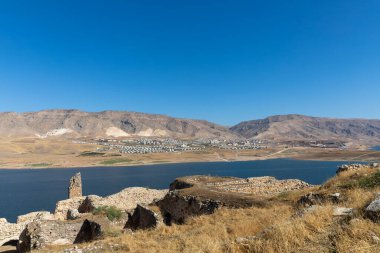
[
  {"x1": 371, "y1": 146, "x2": 380, "y2": 151},
  {"x1": 0, "y1": 159, "x2": 345, "y2": 222}
]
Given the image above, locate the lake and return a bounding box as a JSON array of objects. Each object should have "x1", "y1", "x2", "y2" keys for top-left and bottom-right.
[
  {"x1": 0, "y1": 159, "x2": 345, "y2": 222},
  {"x1": 371, "y1": 146, "x2": 380, "y2": 151}
]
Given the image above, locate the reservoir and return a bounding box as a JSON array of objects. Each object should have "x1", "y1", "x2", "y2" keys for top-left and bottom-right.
[{"x1": 0, "y1": 159, "x2": 345, "y2": 222}]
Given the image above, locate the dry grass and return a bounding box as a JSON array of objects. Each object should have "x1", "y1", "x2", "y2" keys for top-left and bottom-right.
[
  {"x1": 37, "y1": 165, "x2": 380, "y2": 253},
  {"x1": 39, "y1": 205, "x2": 291, "y2": 253},
  {"x1": 237, "y1": 205, "x2": 335, "y2": 253},
  {"x1": 100, "y1": 205, "x2": 292, "y2": 253}
]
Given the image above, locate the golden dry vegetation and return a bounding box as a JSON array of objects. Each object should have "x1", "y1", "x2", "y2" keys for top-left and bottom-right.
[{"x1": 40, "y1": 167, "x2": 380, "y2": 253}]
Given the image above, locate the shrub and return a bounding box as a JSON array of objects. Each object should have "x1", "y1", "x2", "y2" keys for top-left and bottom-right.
[
  {"x1": 79, "y1": 151, "x2": 105, "y2": 157},
  {"x1": 338, "y1": 171, "x2": 380, "y2": 189},
  {"x1": 357, "y1": 171, "x2": 380, "y2": 188},
  {"x1": 92, "y1": 206, "x2": 123, "y2": 221},
  {"x1": 100, "y1": 158, "x2": 133, "y2": 165}
]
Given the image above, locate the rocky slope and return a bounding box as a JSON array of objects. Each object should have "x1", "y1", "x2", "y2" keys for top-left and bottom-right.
[
  {"x1": 230, "y1": 114, "x2": 380, "y2": 145},
  {"x1": 3, "y1": 163, "x2": 380, "y2": 252},
  {"x1": 2, "y1": 111, "x2": 380, "y2": 145},
  {"x1": 0, "y1": 110, "x2": 238, "y2": 139}
]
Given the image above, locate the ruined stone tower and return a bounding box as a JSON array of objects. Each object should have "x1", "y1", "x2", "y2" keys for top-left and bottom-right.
[{"x1": 68, "y1": 172, "x2": 82, "y2": 199}]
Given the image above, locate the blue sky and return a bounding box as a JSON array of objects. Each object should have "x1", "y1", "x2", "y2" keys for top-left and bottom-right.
[{"x1": 0, "y1": 1, "x2": 379, "y2": 125}]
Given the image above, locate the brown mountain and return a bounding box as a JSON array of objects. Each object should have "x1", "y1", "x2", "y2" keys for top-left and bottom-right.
[
  {"x1": 2, "y1": 111, "x2": 380, "y2": 145},
  {"x1": 0, "y1": 110, "x2": 238, "y2": 139},
  {"x1": 230, "y1": 114, "x2": 380, "y2": 145}
]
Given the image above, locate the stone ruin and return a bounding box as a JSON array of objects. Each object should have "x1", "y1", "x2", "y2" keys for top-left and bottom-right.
[{"x1": 68, "y1": 172, "x2": 83, "y2": 199}]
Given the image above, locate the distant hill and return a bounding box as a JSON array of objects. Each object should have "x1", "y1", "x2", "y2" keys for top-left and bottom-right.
[
  {"x1": 1, "y1": 111, "x2": 380, "y2": 146},
  {"x1": 230, "y1": 114, "x2": 380, "y2": 145},
  {"x1": 0, "y1": 110, "x2": 238, "y2": 139}
]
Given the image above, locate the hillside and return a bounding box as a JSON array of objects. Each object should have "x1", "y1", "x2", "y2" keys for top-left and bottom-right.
[
  {"x1": 1, "y1": 111, "x2": 380, "y2": 146},
  {"x1": 0, "y1": 110, "x2": 238, "y2": 139},
  {"x1": 3, "y1": 163, "x2": 380, "y2": 253},
  {"x1": 230, "y1": 114, "x2": 380, "y2": 145}
]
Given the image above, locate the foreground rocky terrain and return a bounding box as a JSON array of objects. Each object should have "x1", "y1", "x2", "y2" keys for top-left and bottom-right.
[
  {"x1": 0, "y1": 171, "x2": 318, "y2": 252},
  {"x1": 2, "y1": 163, "x2": 380, "y2": 252}
]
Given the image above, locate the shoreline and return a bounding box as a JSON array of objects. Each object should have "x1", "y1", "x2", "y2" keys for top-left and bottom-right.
[
  {"x1": 1, "y1": 145, "x2": 379, "y2": 170},
  {"x1": 0, "y1": 154, "x2": 375, "y2": 170}
]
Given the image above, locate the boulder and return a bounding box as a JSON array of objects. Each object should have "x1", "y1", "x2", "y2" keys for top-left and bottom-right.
[
  {"x1": 68, "y1": 209, "x2": 81, "y2": 220},
  {"x1": 17, "y1": 219, "x2": 83, "y2": 252},
  {"x1": 78, "y1": 195, "x2": 103, "y2": 213},
  {"x1": 124, "y1": 205, "x2": 162, "y2": 230},
  {"x1": 297, "y1": 192, "x2": 341, "y2": 207},
  {"x1": 297, "y1": 193, "x2": 326, "y2": 207},
  {"x1": 0, "y1": 212, "x2": 56, "y2": 247},
  {"x1": 74, "y1": 219, "x2": 103, "y2": 244},
  {"x1": 329, "y1": 193, "x2": 341, "y2": 203},
  {"x1": 68, "y1": 172, "x2": 83, "y2": 199},
  {"x1": 336, "y1": 164, "x2": 350, "y2": 174},
  {"x1": 333, "y1": 207, "x2": 354, "y2": 217},
  {"x1": 17, "y1": 211, "x2": 55, "y2": 224},
  {"x1": 157, "y1": 191, "x2": 221, "y2": 225},
  {"x1": 336, "y1": 163, "x2": 372, "y2": 175},
  {"x1": 365, "y1": 196, "x2": 380, "y2": 222},
  {"x1": 17, "y1": 218, "x2": 104, "y2": 252},
  {"x1": 55, "y1": 197, "x2": 85, "y2": 220},
  {"x1": 78, "y1": 187, "x2": 167, "y2": 213}
]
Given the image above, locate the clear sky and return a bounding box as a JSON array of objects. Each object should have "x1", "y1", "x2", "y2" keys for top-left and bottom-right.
[{"x1": 0, "y1": 1, "x2": 379, "y2": 125}]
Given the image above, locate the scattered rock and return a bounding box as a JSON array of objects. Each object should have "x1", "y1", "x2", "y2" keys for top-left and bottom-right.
[
  {"x1": 371, "y1": 233, "x2": 380, "y2": 243},
  {"x1": 68, "y1": 209, "x2": 81, "y2": 220},
  {"x1": 69, "y1": 172, "x2": 83, "y2": 199},
  {"x1": 235, "y1": 236, "x2": 257, "y2": 244},
  {"x1": 17, "y1": 219, "x2": 83, "y2": 252},
  {"x1": 295, "y1": 205, "x2": 322, "y2": 217},
  {"x1": 55, "y1": 197, "x2": 86, "y2": 220},
  {"x1": 0, "y1": 212, "x2": 56, "y2": 247},
  {"x1": 74, "y1": 219, "x2": 103, "y2": 244},
  {"x1": 365, "y1": 196, "x2": 380, "y2": 222},
  {"x1": 172, "y1": 175, "x2": 314, "y2": 197},
  {"x1": 124, "y1": 205, "x2": 162, "y2": 230},
  {"x1": 17, "y1": 211, "x2": 55, "y2": 224},
  {"x1": 78, "y1": 187, "x2": 167, "y2": 213},
  {"x1": 329, "y1": 193, "x2": 341, "y2": 203},
  {"x1": 17, "y1": 218, "x2": 105, "y2": 252},
  {"x1": 297, "y1": 193, "x2": 325, "y2": 207},
  {"x1": 297, "y1": 192, "x2": 341, "y2": 207},
  {"x1": 336, "y1": 163, "x2": 374, "y2": 175},
  {"x1": 333, "y1": 207, "x2": 354, "y2": 217},
  {"x1": 157, "y1": 191, "x2": 221, "y2": 225}
]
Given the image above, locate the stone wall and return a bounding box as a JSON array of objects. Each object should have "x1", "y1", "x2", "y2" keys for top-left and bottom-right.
[{"x1": 68, "y1": 172, "x2": 83, "y2": 199}]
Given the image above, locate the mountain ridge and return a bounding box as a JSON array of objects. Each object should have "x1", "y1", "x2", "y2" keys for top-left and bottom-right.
[
  {"x1": 0, "y1": 109, "x2": 238, "y2": 139},
  {"x1": 1, "y1": 110, "x2": 380, "y2": 146},
  {"x1": 230, "y1": 114, "x2": 380, "y2": 145}
]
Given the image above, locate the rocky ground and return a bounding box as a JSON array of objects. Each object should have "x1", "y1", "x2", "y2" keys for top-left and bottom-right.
[{"x1": 2, "y1": 163, "x2": 380, "y2": 252}]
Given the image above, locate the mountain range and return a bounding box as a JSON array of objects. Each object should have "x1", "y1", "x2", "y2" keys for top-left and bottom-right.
[{"x1": 1, "y1": 110, "x2": 380, "y2": 146}]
